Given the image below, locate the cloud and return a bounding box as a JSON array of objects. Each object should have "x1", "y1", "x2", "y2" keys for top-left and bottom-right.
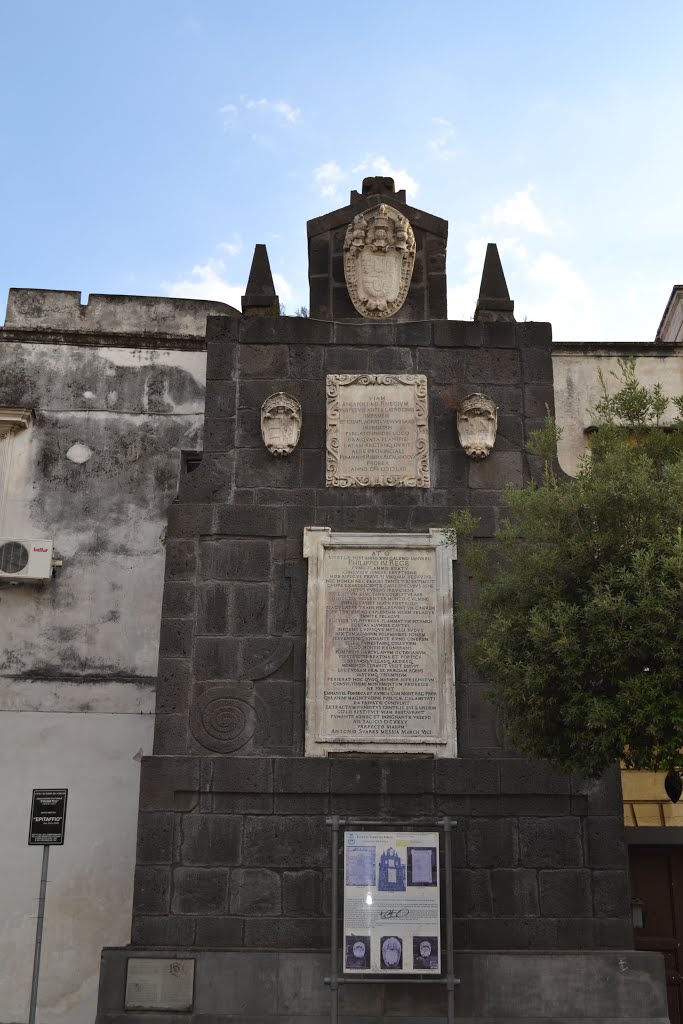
[
  {"x1": 448, "y1": 234, "x2": 554, "y2": 323},
  {"x1": 492, "y1": 186, "x2": 550, "y2": 235},
  {"x1": 243, "y1": 97, "x2": 300, "y2": 124},
  {"x1": 313, "y1": 156, "x2": 420, "y2": 203},
  {"x1": 314, "y1": 160, "x2": 345, "y2": 199},
  {"x1": 217, "y1": 234, "x2": 242, "y2": 256},
  {"x1": 218, "y1": 103, "x2": 238, "y2": 128},
  {"x1": 163, "y1": 258, "x2": 294, "y2": 312},
  {"x1": 428, "y1": 117, "x2": 457, "y2": 160},
  {"x1": 448, "y1": 237, "x2": 489, "y2": 320},
  {"x1": 352, "y1": 156, "x2": 419, "y2": 199},
  {"x1": 448, "y1": 226, "x2": 597, "y2": 337},
  {"x1": 499, "y1": 237, "x2": 529, "y2": 263},
  {"x1": 218, "y1": 97, "x2": 301, "y2": 131},
  {"x1": 250, "y1": 132, "x2": 275, "y2": 150},
  {"x1": 163, "y1": 259, "x2": 244, "y2": 310},
  {"x1": 522, "y1": 250, "x2": 596, "y2": 336},
  {"x1": 272, "y1": 273, "x2": 293, "y2": 303},
  {"x1": 528, "y1": 251, "x2": 586, "y2": 292}
]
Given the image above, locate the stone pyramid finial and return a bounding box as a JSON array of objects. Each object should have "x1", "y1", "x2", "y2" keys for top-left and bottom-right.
[
  {"x1": 241, "y1": 244, "x2": 280, "y2": 316},
  {"x1": 474, "y1": 242, "x2": 515, "y2": 322}
]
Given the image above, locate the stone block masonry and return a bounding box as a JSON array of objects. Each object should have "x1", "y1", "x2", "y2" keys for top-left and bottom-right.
[
  {"x1": 156, "y1": 315, "x2": 555, "y2": 761},
  {"x1": 132, "y1": 756, "x2": 631, "y2": 952}
]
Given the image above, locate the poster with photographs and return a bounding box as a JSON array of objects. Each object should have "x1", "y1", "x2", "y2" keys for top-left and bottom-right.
[{"x1": 343, "y1": 830, "x2": 441, "y2": 975}]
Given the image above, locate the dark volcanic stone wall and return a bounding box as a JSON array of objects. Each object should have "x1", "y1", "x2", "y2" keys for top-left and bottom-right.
[
  {"x1": 133, "y1": 756, "x2": 631, "y2": 951},
  {"x1": 132, "y1": 313, "x2": 633, "y2": 952}
]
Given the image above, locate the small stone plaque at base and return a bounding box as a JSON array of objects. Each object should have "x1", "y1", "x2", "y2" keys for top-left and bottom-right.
[{"x1": 125, "y1": 957, "x2": 195, "y2": 1011}]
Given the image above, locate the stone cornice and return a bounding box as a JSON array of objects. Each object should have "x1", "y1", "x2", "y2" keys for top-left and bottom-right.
[
  {"x1": 0, "y1": 326, "x2": 207, "y2": 352},
  {"x1": 0, "y1": 407, "x2": 34, "y2": 433}
]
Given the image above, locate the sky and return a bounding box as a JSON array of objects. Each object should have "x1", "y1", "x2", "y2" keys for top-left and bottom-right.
[{"x1": 1, "y1": 0, "x2": 683, "y2": 341}]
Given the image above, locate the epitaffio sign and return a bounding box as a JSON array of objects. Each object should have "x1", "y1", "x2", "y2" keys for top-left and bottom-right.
[{"x1": 28, "y1": 789, "x2": 68, "y2": 845}]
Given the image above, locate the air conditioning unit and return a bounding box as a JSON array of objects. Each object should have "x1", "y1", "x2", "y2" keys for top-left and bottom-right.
[{"x1": 0, "y1": 538, "x2": 54, "y2": 580}]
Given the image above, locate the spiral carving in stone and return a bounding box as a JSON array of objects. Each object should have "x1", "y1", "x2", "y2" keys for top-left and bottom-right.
[{"x1": 190, "y1": 686, "x2": 257, "y2": 753}]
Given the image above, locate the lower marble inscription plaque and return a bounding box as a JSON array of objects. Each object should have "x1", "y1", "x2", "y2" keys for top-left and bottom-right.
[
  {"x1": 303, "y1": 528, "x2": 457, "y2": 757},
  {"x1": 125, "y1": 957, "x2": 195, "y2": 1011}
]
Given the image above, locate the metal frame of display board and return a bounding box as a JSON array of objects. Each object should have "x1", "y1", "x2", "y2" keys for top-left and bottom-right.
[{"x1": 324, "y1": 815, "x2": 460, "y2": 1024}]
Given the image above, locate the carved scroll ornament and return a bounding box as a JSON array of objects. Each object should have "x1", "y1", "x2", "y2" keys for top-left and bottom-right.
[{"x1": 0, "y1": 407, "x2": 34, "y2": 440}]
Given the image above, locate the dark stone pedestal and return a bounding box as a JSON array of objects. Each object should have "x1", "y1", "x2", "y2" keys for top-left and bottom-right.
[{"x1": 96, "y1": 947, "x2": 668, "y2": 1023}]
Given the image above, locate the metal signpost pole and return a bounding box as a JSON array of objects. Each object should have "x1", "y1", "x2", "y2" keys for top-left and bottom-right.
[
  {"x1": 28, "y1": 844, "x2": 50, "y2": 1024},
  {"x1": 26, "y1": 788, "x2": 67, "y2": 1024},
  {"x1": 442, "y1": 816, "x2": 456, "y2": 1024},
  {"x1": 328, "y1": 815, "x2": 341, "y2": 1024}
]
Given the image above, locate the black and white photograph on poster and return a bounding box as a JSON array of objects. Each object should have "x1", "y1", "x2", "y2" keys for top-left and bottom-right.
[
  {"x1": 380, "y1": 936, "x2": 403, "y2": 970},
  {"x1": 345, "y1": 844, "x2": 376, "y2": 887},
  {"x1": 377, "y1": 846, "x2": 406, "y2": 892},
  {"x1": 412, "y1": 935, "x2": 439, "y2": 970},
  {"x1": 407, "y1": 846, "x2": 437, "y2": 887},
  {"x1": 345, "y1": 935, "x2": 371, "y2": 969},
  {"x1": 343, "y1": 830, "x2": 442, "y2": 975}
]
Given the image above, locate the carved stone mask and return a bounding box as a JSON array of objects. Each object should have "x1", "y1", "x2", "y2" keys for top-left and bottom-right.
[
  {"x1": 261, "y1": 393, "x2": 301, "y2": 456},
  {"x1": 457, "y1": 393, "x2": 498, "y2": 459}
]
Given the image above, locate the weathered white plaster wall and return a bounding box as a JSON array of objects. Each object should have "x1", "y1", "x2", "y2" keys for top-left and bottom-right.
[
  {"x1": 4, "y1": 287, "x2": 237, "y2": 337},
  {"x1": 0, "y1": 323, "x2": 210, "y2": 1024},
  {"x1": 0, "y1": 707, "x2": 153, "y2": 1024},
  {"x1": 552, "y1": 346, "x2": 683, "y2": 476},
  {"x1": 0, "y1": 342, "x2": 206, "y2": 679}
]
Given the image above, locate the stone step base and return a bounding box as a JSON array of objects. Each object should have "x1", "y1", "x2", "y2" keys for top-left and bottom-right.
[{"x1": 96, "y1": 947, "x2": 668, "y2": 1023}]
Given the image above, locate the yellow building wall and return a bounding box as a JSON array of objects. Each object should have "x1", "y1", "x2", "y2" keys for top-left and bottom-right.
[{"x1": 622, "y1": 769, "x2": 683, "y2": 827}]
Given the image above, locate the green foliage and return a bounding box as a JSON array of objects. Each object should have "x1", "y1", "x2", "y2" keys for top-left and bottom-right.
[
  {"x1": 279, "y1": 304, "x2": 309, "y2": 317},
  {"x1": 448, "y1": 358, "x2": 683, "y2": 776}
]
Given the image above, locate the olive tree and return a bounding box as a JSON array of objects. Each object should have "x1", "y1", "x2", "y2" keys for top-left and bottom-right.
[{"x1": 449, "y1": 359, "x2": 683, "y2": 787}]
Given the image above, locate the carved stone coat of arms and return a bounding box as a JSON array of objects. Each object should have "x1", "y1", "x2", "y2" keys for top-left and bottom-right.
[
  {"x1": 261, "y1": 392, "x2": 301, "y2": 456},
  {"x1": 343, "y1": 204, "x2": 416, "y2": 318}
]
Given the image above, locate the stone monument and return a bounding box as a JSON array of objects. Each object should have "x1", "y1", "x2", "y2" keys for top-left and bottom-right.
[{"x1": 95, "y1": 179, "x2": 668, "y2": 1024}]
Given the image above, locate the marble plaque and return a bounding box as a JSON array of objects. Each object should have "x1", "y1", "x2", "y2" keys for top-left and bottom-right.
[
  {"x1": 125, "y1": 958, "x2": 195, "y2": 1011},
  {"x1": 326, "y1": 374, "x2": 430, "y2": 488},
  {"x1": 303, "y1": 528, "x2": 456, "y2": 757}
]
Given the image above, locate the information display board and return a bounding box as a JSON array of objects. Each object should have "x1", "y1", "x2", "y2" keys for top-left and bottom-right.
[
  {"x1": 28, "y1": 789, "x2": 68, "y2": 845},
  {"x1": 343, "y1": 830, "x2": 441, "y2": 975}
]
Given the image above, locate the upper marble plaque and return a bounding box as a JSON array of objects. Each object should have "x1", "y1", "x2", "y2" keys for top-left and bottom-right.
[{"x1": 326, "y1": 374, "x2": 430, "y2": 488}]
